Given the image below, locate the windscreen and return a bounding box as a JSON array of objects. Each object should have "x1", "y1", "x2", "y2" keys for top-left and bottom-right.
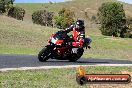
[{"x1": 53, "y1": 31, "x2": 66, "y2": 40}]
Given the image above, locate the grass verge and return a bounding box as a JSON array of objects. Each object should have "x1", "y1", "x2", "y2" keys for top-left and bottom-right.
[{"x1": 0, "y1": 66, "x2": 132, "y2": 88}]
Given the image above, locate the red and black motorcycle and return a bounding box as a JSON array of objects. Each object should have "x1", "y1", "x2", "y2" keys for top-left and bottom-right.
[{"x1": 38, "y1": 30, "x2": 90, "y2": 62}]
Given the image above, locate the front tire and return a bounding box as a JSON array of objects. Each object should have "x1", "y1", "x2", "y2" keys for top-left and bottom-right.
[{"x1": 38, "y1": 47, "x2": 51, "y2": 62}]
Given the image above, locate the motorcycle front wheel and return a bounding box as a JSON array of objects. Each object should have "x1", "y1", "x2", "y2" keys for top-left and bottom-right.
[{"x1": 38, "y1": 46, "x2": 51, "y2": 62}]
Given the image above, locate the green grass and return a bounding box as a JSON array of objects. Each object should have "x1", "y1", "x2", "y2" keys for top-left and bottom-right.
[
  {"x1": 0, "y1": 15, "x2": 58, "y2": 54},
  {"x1": 83, "y1": 34, "x2": 132, "y2": 60},
  {"x1": 0, "y1": 0, "x2": 132, "y2": 60},
  {"x1": 0, "y1": 45, "x2": 37, "y2": 55},
  {"x1": 0, "y1": 15, "x2": 132, "y2": 60},
  {"x1": 0, "y1": 66, "x2": 132, "y2": 88},
  {"x1": 0, "y1": 1, "x2": 132, "y2": 88}
]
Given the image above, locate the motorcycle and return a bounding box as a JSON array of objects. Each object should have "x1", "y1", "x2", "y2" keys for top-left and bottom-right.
[{"x1": 38, "y1": 30, "x2": 91, "y2": 62}]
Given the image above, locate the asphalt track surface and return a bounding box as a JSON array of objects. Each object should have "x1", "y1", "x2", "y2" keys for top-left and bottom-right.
[{"x1": 0, "y1": 54, "x2": 132, "y2": 71}]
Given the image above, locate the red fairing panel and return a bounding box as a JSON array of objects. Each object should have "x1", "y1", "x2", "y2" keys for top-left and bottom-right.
[{"x1": 55, "y1": 40, "x2": 64, "y2": 45}]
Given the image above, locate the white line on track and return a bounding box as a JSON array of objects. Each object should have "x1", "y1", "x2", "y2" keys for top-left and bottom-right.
[{"x1": 0, "y1": 64, "x2": 132, "y2": 72}]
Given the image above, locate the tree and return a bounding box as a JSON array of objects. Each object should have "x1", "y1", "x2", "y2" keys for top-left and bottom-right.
[
  {"x1": 97, "y1": 2, "x2": 127, "y2": 37},
  {"x1": 0, "y1": 0, "x2": 6, "y2": 13},
  {"x1": 8, "y1": 6, "x2": 25, "y2": 21},
  {"x1": 32, "y1": 10, "x2": 54, "y2": 27},
  {"x1": 54, "y1": 8, "x2": 75, "y2": 29},
  {"x1": 0, "y1": 0, "x2": 15, "y2": 13}
]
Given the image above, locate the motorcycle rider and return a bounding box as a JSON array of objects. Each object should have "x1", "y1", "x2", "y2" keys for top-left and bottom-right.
[{"x1": 64, "y1": 20, "x2": 91, "y2": 48}]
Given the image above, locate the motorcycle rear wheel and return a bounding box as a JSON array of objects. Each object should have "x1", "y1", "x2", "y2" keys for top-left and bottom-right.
[
  {"x1": 69, "y1": 54, "x2": 80, "y2": 62},
  {"x1": 69, "y1": 48, "x2": 84, "y2": 62},
  {"x1": 38, "y1": 47, "x2": 51, "y2": 62}
]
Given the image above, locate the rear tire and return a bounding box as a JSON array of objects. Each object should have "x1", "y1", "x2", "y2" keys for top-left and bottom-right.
[
  {"x1": 69, "y1": 48, "x2": 84, "y2": 62},
  {"x1": 69, "y1": 54, "x2": 79, "y2": 62},
  {"x1": 38, "y1": 47, "x2": 51, "y2": 62}
]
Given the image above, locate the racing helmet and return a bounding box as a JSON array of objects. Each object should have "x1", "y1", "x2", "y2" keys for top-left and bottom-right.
[{"x1": 75, "y1": 20, "x2": 84, "y2": 29}]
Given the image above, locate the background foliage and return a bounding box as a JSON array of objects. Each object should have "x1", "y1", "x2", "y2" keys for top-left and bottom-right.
[
  {"x1": 98, "y1": 2, "x2": 132, "y2": 38},
  {"x1": 32, "y1": 10, "x2": 54, "y2": 27},
  {"x1": 8, "y1": 6, "x2": 25, "y2": 20},
  {"x1": 0, "y1": 0, "x2": 14, "y2": 13},
  {"x1": 54, "y1": 8, "x2": 75, "y2": 29}
]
